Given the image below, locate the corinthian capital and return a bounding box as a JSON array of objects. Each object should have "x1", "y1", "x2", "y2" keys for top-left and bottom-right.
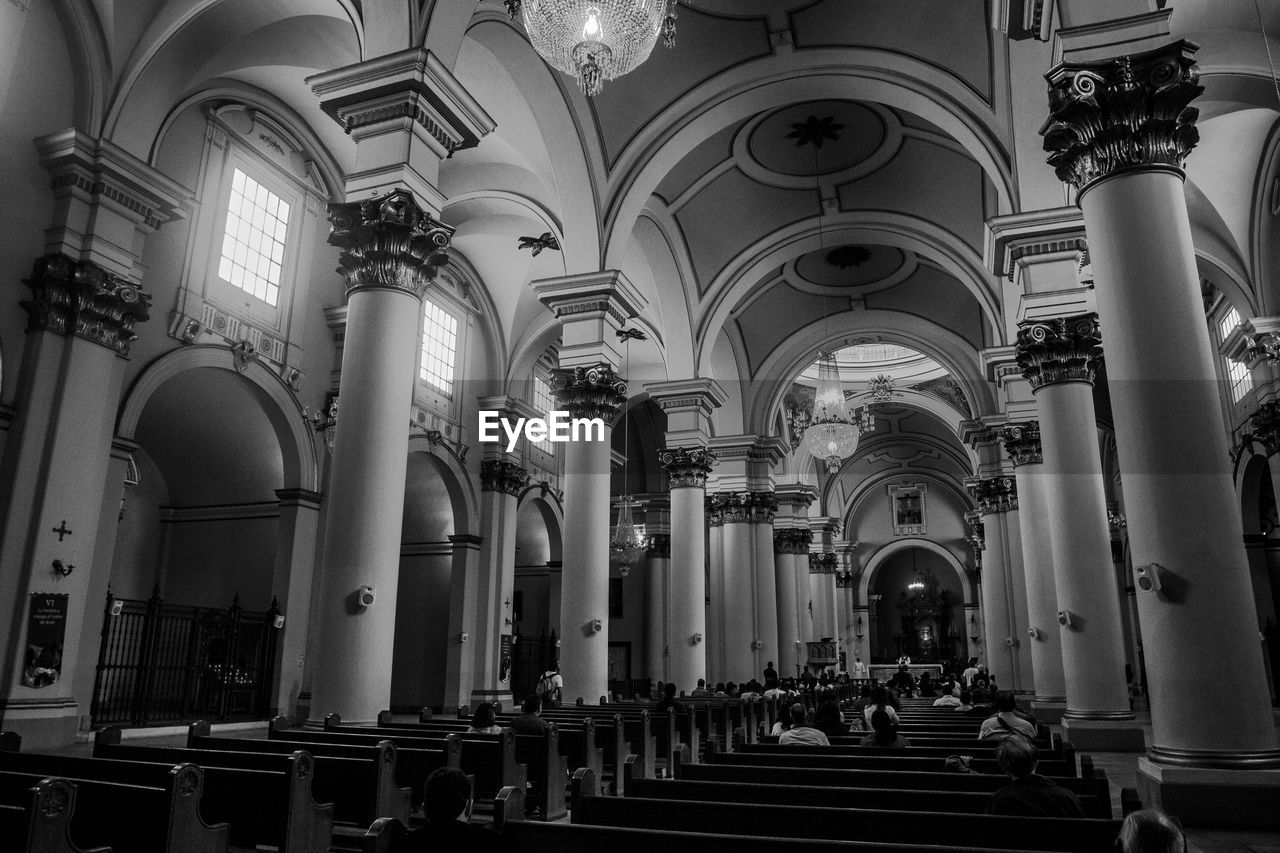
[
  {"x1": 1015, "y1": 314, "x2": 1102, "y2": 390},
  {"x1": 1042, "y1": 42, "x2": 1203, "y2": 193},
  {"x1": 480, "y1": 459, "x2": 530, "y2": 496},
  {"x1": 994, "y1": 421, "x2": 1043, "y2": 467},
  {"x1": 707, "y1": 490, "x2": 778, "y2": 525},
  {"x1": 773, "y1": 527, "x2": 813, "y2": 555},
  {"x1": 967, "y1": 476, "x2": 1018, "y2": 515},
  {"x1": 550, "y1": 363, "x2": 627, "y2": 421},
  {"x1": 658, "y1": 446, "x2": 716, "y2": 489},
  {"x1": 22, "y1": 254, "x2": 151, "y2": 356},
  {"x1": 809, "y1": 552, "x2": 838, "y2": 575},
  {"x1": 327, "y1": 189, "x2": 454, "y2": 297}
]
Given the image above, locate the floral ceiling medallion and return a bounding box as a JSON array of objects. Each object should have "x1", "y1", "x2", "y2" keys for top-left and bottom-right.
[
  {"x1": 787, "y1": 115, "x2": 843, "y2": 148},
  {"x1": 826, "y1": 245, "x2": 870, "y2": 269}
]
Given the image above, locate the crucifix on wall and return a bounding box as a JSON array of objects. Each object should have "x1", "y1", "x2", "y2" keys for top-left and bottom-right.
[{"x1": 888, "y1": 483, "x2": 927, "y2": 536}]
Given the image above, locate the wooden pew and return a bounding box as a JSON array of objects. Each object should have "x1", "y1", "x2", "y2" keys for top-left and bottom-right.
[
  {"x1": 0, "y1": 775, "x2": 112, "y2": 853},
  {"x1": 0, "y1": 760, "x2": 229, "y2": 853},
  {"x1": 700, "y1": 746, "x2": 1079, "y2": 777},
  {"x1": 278, "y1": 721, "x2": 526, "y2": 800},
  {"x1": 737, "y1": 740, "x2": 1077, "y2": 767},
  {"x1": 572, "y1": 769, "x2": 1124, "y2": 851},
  {"x1": 96, "y1": 727, "x2": 410, "y2": 829}
]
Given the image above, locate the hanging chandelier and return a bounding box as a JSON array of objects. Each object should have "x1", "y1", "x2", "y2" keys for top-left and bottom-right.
[
  {"x1": 610, "y1": 326, "x2": 649, "y2": 571},
  {"x1": 504, "y1": 0, "x2": 678, "y2": 96},
  {"x1": 797, "y1": 350, "x2": 874, "y2": 474}
]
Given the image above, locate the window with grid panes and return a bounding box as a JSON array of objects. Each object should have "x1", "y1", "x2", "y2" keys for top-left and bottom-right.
[
  {"x1": 532, "y1": 373, "x2": 556, "y2": 452},
  {"x1": 1218, "y1": 307, "x2": 1253, "y2": 403},
  {"x1": 218, "y1": 168, "x2": 290, "y2": 306},
  {"x1": 420, "y1": 299, "x2": 459, "y2": 397}
]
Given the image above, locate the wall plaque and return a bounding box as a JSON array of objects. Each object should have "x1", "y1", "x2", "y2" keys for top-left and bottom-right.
[
  {"x1": 499, "y1": 634, "x2": 513, "y2": 684},
  {"x1": 889, "y1": 482, "x2": 927, "y2": 536},
  {"x1": 23, "y1": 593, "x2": 68, "y2": 688}
]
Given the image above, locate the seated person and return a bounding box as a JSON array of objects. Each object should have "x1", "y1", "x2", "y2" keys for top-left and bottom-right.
[
  {"x1": 863, "y1": 686, "x2": 901, "y2": 728},
  {"x1": 850, "y1": 684, "x2": 873, "y2": 730},
  {"x1": 812, "y1": 698, "x2": 849, "y2": 738},
  {"x1": 933, "y1": 690, "x2": 961, "y2": 707},
  {"x1": 394, "y1": 767, "x2": 502, "y2": 852},
  {"x1": 985, "y1": 737, "x2": 1085, "y2": 818},
  {"x1": 510, "y1": 694, "x2": 549, "y2": 735},
  {"x1": 655, "y1": 681, "x2": 685, "y2": 713},
  {"x1": 889, "y1": 665, "x2": 916, "y2": 695},
  {"x1": 979, "y1": 691, "x2": 1039, "y2": 741},
  {"x1": 965, "y1": 687, "x2": 994, "y2": 716},
  {"x1": 689, "y1": 678, "x2": 710, "y2": 697},
  {"x1": 859, "y1": 707, "x2": 911, "y2": 749},
  {"x1": 739, "y1": 678, "x2": 764, "y2": 700},
  {"x1": 1116, "y1": 809, "x2": 1186, "y2": 853},
  {"x1": 467, "y1": 702, "x2": 502, "y2": 734},
  {"x1": 918, "y1": 672, "x2": 937, "y2": 697},
  {"x1": 778, "y1": 702, "x2": 831, "y2": 746},
  {"x1": 954, "y1": 690, "x2": 975, "y2": 713},
  {"x1": 725, "y1": 681, "x2": 740, "y2": 697}
]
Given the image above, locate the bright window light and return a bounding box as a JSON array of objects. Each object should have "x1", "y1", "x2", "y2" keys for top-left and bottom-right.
[
  {"x1": 532, "y1": 374, "x2": 556, "y2": 452},
  {"x1": 218, "y1": 168, "x2": 289, "y2": 306},
  {"x1": 420, "y1": 299, "x2": 458, "y2": 397}
]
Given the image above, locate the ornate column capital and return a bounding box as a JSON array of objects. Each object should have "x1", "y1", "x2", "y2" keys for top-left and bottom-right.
[
  {"x1": 994, "y1": 420, "x2": 1043, "y2": 467},
  {"x1": 966, "y1": 475, "x2": 1019, "y2": 515},
  {"x1": 22, "y1": 254, "x2": 152, "y2": 356},
  {"x1": 327, "y1": 189, "x2": 454, "y2": 298},
  {"x1": 479, "y1": 459, "x2": 530, "y2": 496},
  {"x1": 808, "y1": 552, "x2": 838, "y2": 575},
  {"x1": 773, "y1": 527, "x2": 813, "y2": 555},
  {"x1": 658, "y1": 446, "x2": 716, "y2": 489},
  {"x1": 646, "y1": 533, "x2": 671, "y2": 559},
  {"x1": 550, "y1": 363, "x2": 628, "y2": 422},
  {"x1": 1041, "y1": 41, "x2": 1203, "y2": 194},
  {"x1": 1015, "y1": 314, "x2": 1102, "y2": 390},
  {"x1": 706, "y1": 490, "x2": 777, "y2": 524}
]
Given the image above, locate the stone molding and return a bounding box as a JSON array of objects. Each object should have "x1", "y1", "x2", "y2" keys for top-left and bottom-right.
[
  {"x1": 706, "y1": 490, "x2": 777, "y2": 525},
  {"x1": 809, "y1": 552, "x2": 838, "y2": 574},
  {"x1": 480, "y1": 459, "x2": 530, "y2": 496},
  {"x1": 550, "y1": 363, "x2": 627, "y2": 421},
  {"x1": 657, "y1": 446, "x2": 716, "y2": 489},
  {"x1": 1016, "y1": 314, "x2": 1102, "y2": 390},
  {"x1": 1042, "y1": 41, "x2": 1203, "y2": 193},
  {"x1": 995, "y1": 420, "x2": 1043, "y2": 467},
  {"x1": 967, "y1": 476, "x2": 1018, "y2": 515},
  {"x1": 1231, "y1": 402, "x2": 1280, "y2": 463},
  {"x1": 646, "y1": 533, "x2": 671, "y2": 559},
  {"x1": 327, "y1": 189, "x2": 454, "y2": 298},
  {"x1": 22, "y1": 254, "x2": 152, "y2": 356},
  {"x1": 773, "y1": 527, "x2": 813, "y2": 555}
]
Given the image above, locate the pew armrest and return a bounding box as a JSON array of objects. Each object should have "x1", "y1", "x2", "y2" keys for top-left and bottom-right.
[
  {"x1": 571, "y1": 766, "x2": 598, "y2": 820},
  {"x1": 1120, "y1": 787, "x2": 1142, "y2": 816},
  {"x1": 362, "y1": 816, "x2": 405, "y2": 853},
  {"x1": 0, "y1": 731, "x2": 21, "y2": 753},
  {"x1": 493, "y1": 785, "x2": 525, "y2": 831},
  {"x1": 188, "y1": 720, "x2": 212, "y2": 747},
  {"x1": 94, "y1": 727, "x2": 121, "y2": 747}
]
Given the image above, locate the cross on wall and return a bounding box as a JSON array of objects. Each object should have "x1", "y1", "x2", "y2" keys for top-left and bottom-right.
[{"x1": 52, "y1": 520, "x2": 73, "y2": 541}]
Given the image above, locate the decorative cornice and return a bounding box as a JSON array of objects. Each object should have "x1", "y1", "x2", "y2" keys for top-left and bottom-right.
[
  {"x1": 773, "y1": 527, "x2": 813, "y2": 555},
  {"x1": 657, "y1": 446, "x2": 716, "y2": 489},
  {"x1": 1015, "y1": 314, "x2": 1102, "y2": 390},
  {"x1": 326, "y1": 189, "x2": 453, "y2": 298},
  {"x1": 706, "y1": 490, "x2": 778, "y2": 525},
  {"x1": 480, "y1": 459, "x2": 530, "y2": 496},
  {"x1": 966, "y1": 476, "x2": 1019, "y2": 515},
  {"x1": 646, "y1": 533, "x2": 671, "y2": 559},
  {"x1": 1041, "y1": 41, "x2": 1203, "y2": 193},
  {"x1": 994, "y1": 420, "x2": 1043, "y2": 467},
  {"x1": 550, "y1": 363, "x2": 627, "y2": 421},
  {"x1": 22, "y1": 254, "x2": 151, "y2": 356},
  {"x1": 808, "y1": 552, "x2": 838, "y2": 574}
]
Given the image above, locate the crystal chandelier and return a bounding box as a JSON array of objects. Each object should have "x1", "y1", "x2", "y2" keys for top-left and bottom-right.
[
  {"x1": 610, "y1": 326, "x2": 649, "y2": 570},
  {"x1": 797, "y1": 351, "x2": 874, "y2": 474},
  {"x1": 505, "y1": 0, "x2": 678, "y2": 96}
]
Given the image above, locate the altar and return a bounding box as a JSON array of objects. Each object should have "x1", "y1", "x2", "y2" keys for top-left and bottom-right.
[{"x1": 868, "y1": 663, "x2": 943, "y2": 683}]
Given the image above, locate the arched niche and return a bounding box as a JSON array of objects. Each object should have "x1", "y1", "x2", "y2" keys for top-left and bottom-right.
[{"x1": 858, "y1": 538, "x2": 973, "y2": 664}]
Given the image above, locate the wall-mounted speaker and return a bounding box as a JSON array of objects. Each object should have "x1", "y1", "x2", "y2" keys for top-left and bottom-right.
[
  {"x1": 358, "y1": 585, "x2": 376, "y2": 608},
  {"x1": 1057, "y1": 609, "x2": 1075, "y2": 628},
  {"x1": 1135, "y1": 562, "x2": 1164, "y2": 593}
]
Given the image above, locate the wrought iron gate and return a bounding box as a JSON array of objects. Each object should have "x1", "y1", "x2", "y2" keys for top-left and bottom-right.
[{"x1": 89, "y1": 587, "x2": 280, "y2": 727}]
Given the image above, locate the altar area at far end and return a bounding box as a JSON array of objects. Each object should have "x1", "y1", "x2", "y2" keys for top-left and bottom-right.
[{"x1": 868, "y1": 663, "x2": 943, "y2": 682}]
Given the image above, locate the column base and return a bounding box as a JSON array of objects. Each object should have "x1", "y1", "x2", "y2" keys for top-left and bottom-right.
[
  {"x1": 0, "y1": 697, "x2": 81, "y2": 750},
  {"x1": 1029, "y1": 699, "x2": 1066, "y2": 725},
  {"x1": 1061, "y1": 717, "x2": 1146, "y2": 752},
  {"x1": 470, "y1": 689, "x2": 515, "y2": 715},
  {"x1": 1138, "y1": 756, "x2": 1280, "y2": 827}
]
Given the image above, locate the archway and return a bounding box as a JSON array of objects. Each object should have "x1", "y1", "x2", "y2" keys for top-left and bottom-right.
[
  {"x1": 859, "y1": 539, "x2": 971, "y2": 666},
  {"x1": 1238, "y1": 452, "x2": 1280, "y2": 703},
  {"x1": 511, "y1": 492, "x2": 564, "y2": 700}
]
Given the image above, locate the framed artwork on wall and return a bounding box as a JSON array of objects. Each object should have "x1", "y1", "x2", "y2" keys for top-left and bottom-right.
[{"x1": 889, "y1": 482, "x2": 927, "y2": 536}]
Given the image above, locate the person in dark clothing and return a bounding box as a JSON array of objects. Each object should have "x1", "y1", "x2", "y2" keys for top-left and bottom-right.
[
  {"x1": 510, "y1": 694, "x2": 549, "y2": 735},
  {"x1": 655, "y1": 681, "x2": 685, "y2": 713},
  {"x1": 985, "y1": 736, "x2": 1086, "y2": 818},
  {"x1": 1117, "y1": 809, "x2": 1186, "y2": 853},
  {"x1": 860, "y1": 707, "x2": 911, "y2": 748},
  {"x1": 393, "y1": 767, "x2": 502, "y2": 852},
  {"x1": 763, "y1": 661, "x2": 779, "y2": 689},
  {"x1": 812, "y1": 698, "x2": 848, "y2": 738}
]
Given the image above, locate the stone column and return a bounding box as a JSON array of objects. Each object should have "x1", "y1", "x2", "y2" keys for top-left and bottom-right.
[
  {"x1": 310, "y1": 191, "x2": 455, "y2": 723},
  {"x1": 272, "y1": 488, "x2": 323, "y2": 719},
  {"x1": 1042, "y1": 37, "x2": 1280, "y2": 805},
  {"x1": 442, "y1": 534, "x2": 483, "y2": 710},
  {"x1": 644, "y1": 534, "x2": 670, "y2": 685},
  {"x1": 0, "y1": 130, "x2": 184, "y2": 748},
  {"x1": 773, "y1": 528, "x2": 812, "y2": 678},
  {"x1": 835, "y1": 541, "x2": 858, "y2": 668},
  {"x1": 533, "y1": 271, "x2": 645, "y2": 704},
  {"x1": 965, "y1": 477, "x2": 1027, "y2": 690},
  {"x1": 657, "y1": 447, "x2": 715, "y2": 691},
  {"x1": 996, "y1": 422, "x2": 1067, "y2": 722},
  {"x1": 808, "y1": 553, "x2": 839, "y2": 643},
  {"x1": 1016, "y1": 316, "x2": 1140, "y2": 747},
  {"x1": 471, "y1": 455, "x2": 530, "y2": 710},
  {"x1": 705, "y1": 508, "x2": 726, "y2": 683},
  {"x1": 749, "y1": 493, "x2": 781, "y2": 680}
]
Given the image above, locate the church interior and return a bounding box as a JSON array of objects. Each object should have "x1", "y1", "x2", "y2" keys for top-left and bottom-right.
[{"x1": 3, "y1": 0, "x2": 1280, "y2": 846}]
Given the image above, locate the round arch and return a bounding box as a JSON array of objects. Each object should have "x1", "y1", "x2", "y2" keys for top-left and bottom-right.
[
  {"x1": 1236, "y1": 450, "x2": 1273, "y2": 537},
  {"x1": 858, "y1": 537, "x2": 972, "y2": 610},
  {"x1": 515, "y1": 490, "x2": 564, "y2": 565},
  {"x1": 405, "y1": 433, "x2": 478, "y2": 537},
  {"x1": 117, "y1": 344, "x2": 319, "y2": 492}
]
